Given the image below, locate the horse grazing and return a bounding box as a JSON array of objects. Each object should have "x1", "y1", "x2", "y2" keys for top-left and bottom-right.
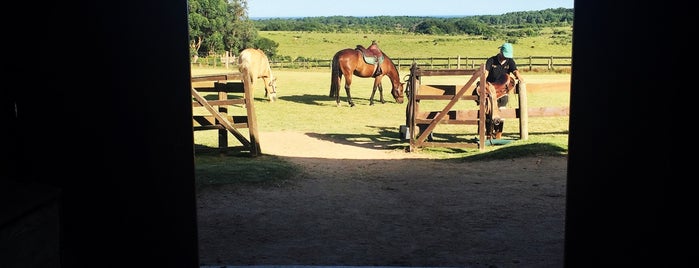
[
  {"x1": 329, "y1": 46, "x2": 404, "y2": 107},
  {"x1": 238, "y1": 48, "x2": 278, "y2": 102}
]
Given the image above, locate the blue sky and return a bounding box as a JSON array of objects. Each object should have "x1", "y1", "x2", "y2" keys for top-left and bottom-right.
[{"x1": 247, "y1": 0, "x2": 574, "y2": 18}]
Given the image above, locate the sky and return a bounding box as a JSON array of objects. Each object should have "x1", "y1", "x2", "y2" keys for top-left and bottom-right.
[{"x1": 247, "y1": 0, "x2": 574, "y2": 18}]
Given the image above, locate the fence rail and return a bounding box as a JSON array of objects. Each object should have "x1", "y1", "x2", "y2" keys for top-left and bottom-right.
[{"x1": 193, "y1": 55, "x2": 572, "y2": 71}]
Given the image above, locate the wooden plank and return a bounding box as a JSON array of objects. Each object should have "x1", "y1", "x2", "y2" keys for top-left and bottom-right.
[
  {"x1": 192, "y1": 123, "x2": 248, "y2": 130},
  {"x1": 192, "y1": 82, "x2": 245, "y2": 93},
  {"x1": 193, "y1": 145, "x2": 248, "y2": 154},
  {"x1": 190, "y1": 72, "x2": 242, "y2": 83},
  {"x1": 191, "y1": 99, "x2": 245, "y2": 107},
  {"x1": 214, "y1": 82, "x2": 245, "y2": 93},
  {"x1": 193, "y1": 125, "x2": 222, "y2": 131},
  {"x1": 415, "y1": 95, "x2": 477, "y2": 101},
  {"x1": 419, "y1": 141, "x2": 480, "y2": 149},
  {"x1": 414, "y1": 69, "x2": 477, "y2": 76},
  {"x1": 415, "y1": 107, "x2": 569, "y2": 121},
  {"x1": 192, "y1": 116, "x2": 248, "y2": 129},
  {"x1": 415, "y1": 119, "x2": 479, "y2": 125}
]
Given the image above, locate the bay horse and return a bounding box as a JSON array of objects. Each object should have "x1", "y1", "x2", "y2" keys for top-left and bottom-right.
[
  {"x1": 329, "y1": 46, "x2": 404, "y2": 107},
  {"x1": 238, "y1": 48, "x2": 278, "y2": 102}
]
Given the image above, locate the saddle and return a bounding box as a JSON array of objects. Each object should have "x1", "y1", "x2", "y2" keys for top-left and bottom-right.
[
  {"x1": 355, "y1": 45, "x2": 384, "y2": 76},
  {"x1": 472, "y1": 75, "x2": 518, "y2": 106}
]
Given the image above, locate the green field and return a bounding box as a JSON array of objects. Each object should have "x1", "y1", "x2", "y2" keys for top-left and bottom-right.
[{"x1": 259, "y1": 28, "x2": 572, "y2": 60}]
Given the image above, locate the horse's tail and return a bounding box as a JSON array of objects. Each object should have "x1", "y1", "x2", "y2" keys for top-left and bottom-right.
[
  {"x1": 238, "y1": 49, "x2": 252, "y2": 84},
  {"x1": 330, "y1": 51, "x2": 341, "y2": 98}
]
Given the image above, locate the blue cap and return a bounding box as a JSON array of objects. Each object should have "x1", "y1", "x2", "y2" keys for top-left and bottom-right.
[{"x1": 500, "y1": 43, "x2": 513, "y2": 58}]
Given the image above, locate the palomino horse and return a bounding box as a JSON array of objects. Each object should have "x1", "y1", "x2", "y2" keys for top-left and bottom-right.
[
  {"x1": 329, "y1": 46, "x2": 404, "y2": 107},
  {"x1": 238, "y1": 48, "x2": 278, "y2": 101}
]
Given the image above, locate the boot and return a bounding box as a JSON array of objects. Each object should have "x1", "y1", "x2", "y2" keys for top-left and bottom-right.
[{"x1": 494, "y1": 132, "x2": 502, "y2": 139}]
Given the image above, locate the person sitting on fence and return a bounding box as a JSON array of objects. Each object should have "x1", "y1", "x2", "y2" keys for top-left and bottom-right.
[{"x1": 472, "y1": 42, "x2": 525, "y2": 139}]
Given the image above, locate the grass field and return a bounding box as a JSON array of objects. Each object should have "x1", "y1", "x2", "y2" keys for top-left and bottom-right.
[{"x1": 259, "y1": 28, "x2": 572, "y2": 60}]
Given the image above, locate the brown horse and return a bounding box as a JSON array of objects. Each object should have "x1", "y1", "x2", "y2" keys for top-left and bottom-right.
[
  {"x1": 329, "y1": 47, "x2": 404, "y2": 107},
  {"x1": 238, "y1": 48, "x2": 278, "y2": 101}
]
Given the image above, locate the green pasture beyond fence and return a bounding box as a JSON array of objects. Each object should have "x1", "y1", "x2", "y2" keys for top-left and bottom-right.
[{"x1": 193, "y1": 55, "x2": 572, "y2": 71}]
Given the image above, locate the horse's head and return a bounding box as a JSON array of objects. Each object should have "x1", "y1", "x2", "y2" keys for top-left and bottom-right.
[
  {"x1": 266, "y1": 76, "x2": 278, "y2": 101},
  {"x1": 392, "y1": 82, "x2": 405, "y2": 104},
  {"x1": 268, "y1": 76, "x2": 278, "y2": 93}
]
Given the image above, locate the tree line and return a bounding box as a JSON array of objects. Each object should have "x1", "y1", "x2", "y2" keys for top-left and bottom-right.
[
  {"x1": 188, "y1": 0, "x2": 573, "y2": 60},
  {"x1": 254, "y1": 8, "x2": 572, "y2": 36}
]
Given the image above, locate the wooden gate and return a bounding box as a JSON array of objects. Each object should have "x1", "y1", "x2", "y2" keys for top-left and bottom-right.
[
  {"x1": 405, "y1": 62, "x2": 569, "y2": 152},
  {"x1": 405, "y1": 63, "x2": 488, "y2": 151},
  {"x1": 191, "y1": 72, "x2": 261, "y2": 156}
]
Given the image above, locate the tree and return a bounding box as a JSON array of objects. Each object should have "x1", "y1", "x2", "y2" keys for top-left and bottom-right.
[
  {"x1": 188, "y1": 0, "x2": 257, "y2": 59},
  {"x1": 252, "y1": 37, "x2": 279, "y2": 59},
  {"x1": 225, "y1": 0, "x2": 257, "y2": 53}
]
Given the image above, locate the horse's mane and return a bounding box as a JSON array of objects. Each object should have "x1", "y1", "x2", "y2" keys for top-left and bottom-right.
[{"x1": 381, "y1": 51, "x2": 399, "y2": 76}]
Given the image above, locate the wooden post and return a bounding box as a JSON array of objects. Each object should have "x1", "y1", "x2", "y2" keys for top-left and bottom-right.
[
  {"x1": 518, "y1": 82, "x2": 528, "y2": 140},
  {"x1": 217, "y1": 90, "x2": 228, "y2": 150},
  {"x1": 242, "y1": 71, "x2": 261, "y2": 156},
  {"x1": 477, "y1": 64, "x2": 487, "y2": 151}
]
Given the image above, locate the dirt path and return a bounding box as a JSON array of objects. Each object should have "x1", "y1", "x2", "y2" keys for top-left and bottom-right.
[{"x1": 196, "y1": 81, "x2": 569, "y2": 267}]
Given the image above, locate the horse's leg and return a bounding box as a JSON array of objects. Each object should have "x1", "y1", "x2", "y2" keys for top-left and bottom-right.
[
  {"x1": 344, "y1": 76, "x2": 354, "y2": 107},
  {"x1": 378, "y1": 83, "x2": 385, "y2": 104},
  {"x1": 344, "y1": 83, "x2": 354, "y2": 107},
  {"x1": 369, "y1": 78, "x2": 379, "y2": 106},
  {"x1": 334, "y1": 75, "x2": 342, "y2": 106}
]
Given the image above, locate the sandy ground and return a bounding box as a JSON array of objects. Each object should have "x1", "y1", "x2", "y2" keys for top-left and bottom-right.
[{"x1": 196, "y1": 82, "x2": 569, "y2": 267}]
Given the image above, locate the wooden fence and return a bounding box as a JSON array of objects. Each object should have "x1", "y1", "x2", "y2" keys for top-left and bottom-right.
[{"x1": 193, "y1": 55, "x2": 572, "y2": 71}]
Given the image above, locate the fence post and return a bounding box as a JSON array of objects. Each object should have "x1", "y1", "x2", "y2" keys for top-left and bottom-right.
[
  {"x1": 549, "y1": 56, "x2": 553, "y2": 70},
  {"x1": 518, "y1": 82, "x2": 529, "y2": 140}
]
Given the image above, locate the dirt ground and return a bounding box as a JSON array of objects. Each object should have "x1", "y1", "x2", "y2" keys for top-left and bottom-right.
[{"x1": 196, "y1": 82, "x2": 569, "y2": 267}]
